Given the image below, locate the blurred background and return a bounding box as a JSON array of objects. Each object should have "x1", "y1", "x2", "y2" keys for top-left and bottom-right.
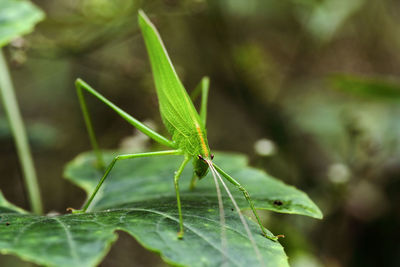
[{"x1": 1, "y1": 0, "x2": 400, "y2": 266}]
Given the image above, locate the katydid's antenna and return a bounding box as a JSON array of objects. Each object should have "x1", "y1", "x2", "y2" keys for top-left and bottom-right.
[
  {"x1": 209, "y1": 162, "x2": 264, "y2": 266},
  {"x1": 207, "y1": 160, "x2": 227, "y2": 266}
]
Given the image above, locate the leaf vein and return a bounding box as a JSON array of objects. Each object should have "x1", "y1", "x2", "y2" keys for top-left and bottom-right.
[
  {"x1": 52, "y1": 217, "x2": 80, "y2": 263},
  {"x1": 121, "y1": 208, "x2": 241, "y2": 267}
]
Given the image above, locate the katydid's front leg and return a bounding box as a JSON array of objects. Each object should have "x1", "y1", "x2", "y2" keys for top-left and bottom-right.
[
  {"x1": 174, "y1": 155, "x2": 191, "y2": 239},
  {"x1": 212, "y1": 163, "x2": 279, "y2": 241},
  {"x1": 72, "y1": 150, "x2": 181, "y2": 213},
  {"x1": 75, "y1": 78, "x2": 175, "y2": 169}
]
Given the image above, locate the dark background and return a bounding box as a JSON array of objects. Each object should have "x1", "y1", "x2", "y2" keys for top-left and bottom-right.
[{"x1": 1, "y1": 0, "x2": 400, "y2": 266}]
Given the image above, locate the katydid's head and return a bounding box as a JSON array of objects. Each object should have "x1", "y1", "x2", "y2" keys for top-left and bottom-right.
[
  {"x1": 198, "y1": 154, "x2": 214, "y2": 161},
  {"x1": 193, "y1": 154, "x2": 214, "y2": 179}
]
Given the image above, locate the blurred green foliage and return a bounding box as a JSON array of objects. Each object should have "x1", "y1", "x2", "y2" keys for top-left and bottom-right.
[
  {"x1": 0, "y1": 0, "x2": 44, "y2": 47},
  {"x1": 331, "y1": 74, "x2": 400, "y2": 100},
  {"x1": 0, "y1": 0, "x2": 400, "y2": 266}
]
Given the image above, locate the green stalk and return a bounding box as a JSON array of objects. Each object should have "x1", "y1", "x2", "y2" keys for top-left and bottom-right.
[{"x1": 0, "y1": 49, "x2": 43, "y2": 214}]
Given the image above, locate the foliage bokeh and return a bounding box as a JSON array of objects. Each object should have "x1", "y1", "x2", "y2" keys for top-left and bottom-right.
[{"x1": 1, "y1": 0, "x2": 400, "y2": 266}]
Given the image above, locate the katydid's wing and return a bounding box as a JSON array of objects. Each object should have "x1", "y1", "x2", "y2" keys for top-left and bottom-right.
[{"x1": 138, "y1": 10, "x2": 210, "y2": 157}]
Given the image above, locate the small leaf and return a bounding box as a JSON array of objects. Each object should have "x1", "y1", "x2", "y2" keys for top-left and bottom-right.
[
  {"x1": 330, "y1": 74, "x2": 400, "y2": 100},
  {"x1": 0, "y1": 0, "x2": 45, "y2": 47},
  {"x1": 65, "y1": 151, "x2": 322, "y2": 219}
]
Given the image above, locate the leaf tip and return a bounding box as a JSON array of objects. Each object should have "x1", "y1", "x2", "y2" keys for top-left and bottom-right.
[
  {"x1": 138, "y1": 9, "x2": 151, "y2": 29},
  {"x1": 313, "y1": 206, "x2": 324, "y2": 219}
]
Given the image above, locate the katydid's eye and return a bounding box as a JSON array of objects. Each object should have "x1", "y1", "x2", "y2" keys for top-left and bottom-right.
[
  {"x1": 211, "y1": 154, "x2": 214, "y2": 160},
  {"x1": 198, "y1": 155, "x2": 204, "y2": 161}
]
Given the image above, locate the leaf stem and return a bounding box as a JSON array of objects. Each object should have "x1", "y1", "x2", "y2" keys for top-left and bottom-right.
[{"x1": 0, "y1": 49, "x2": 43, "y2": 214}]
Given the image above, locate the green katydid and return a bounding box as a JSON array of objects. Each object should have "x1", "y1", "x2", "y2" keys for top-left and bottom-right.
[{"x1": 72, "y1": 10, "x2": 279, "y2": 252}]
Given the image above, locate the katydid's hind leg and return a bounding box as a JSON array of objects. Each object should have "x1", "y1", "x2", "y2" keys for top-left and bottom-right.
[
  {"x1": 75, "y1": 80, "x2": 105, "y2": 170},
  {"x1": 237, "y1": 186, "x2": 278, "y2": 240},
  {"x1": 174, "y1": 156, "x2": 191, "y2": 239},
  {"x1": 75, "y1": 79, "x2": 175, "y2": 150},
  {"x1": 71, "y1": 150, "x2": 181, "y2": 214},
  {"x1": 190, "y1": 76, "x2": 209, "y2": 127},
  {"x1": 212, "y1": 163, "x2": 278, "y2": 241},
  {"x1": 199, "y1": 77, "x2": 209, "y2": 127}
]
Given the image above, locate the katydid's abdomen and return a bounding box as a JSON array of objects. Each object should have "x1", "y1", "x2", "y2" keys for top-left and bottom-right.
[{"x1": 138, "y1": 11, "x2": 211, "y2": 160}]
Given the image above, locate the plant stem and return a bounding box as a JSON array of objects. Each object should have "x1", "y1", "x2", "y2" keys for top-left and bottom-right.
[{"x1": 0, "y1": 49, "x2": 43, "y2": 214}]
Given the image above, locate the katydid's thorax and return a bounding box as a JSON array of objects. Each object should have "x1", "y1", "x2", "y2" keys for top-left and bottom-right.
[
  {"x1": 165, "y1": 117, "x2": 211, "y2": 179},
  {"x1": 159, "y1": 99, "x2": 211, "y2": 158},
  {"x1": 170, "y1": 124, "x2": 210, "y2": 156},
  {"x1": 170, "y1": 120, "x2": 211, "y2": 179}
]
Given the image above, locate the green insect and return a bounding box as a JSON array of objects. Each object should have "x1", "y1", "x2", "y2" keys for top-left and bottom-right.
[{"x1": 72, "y1": 10, "x2": 278, "y2": 247}]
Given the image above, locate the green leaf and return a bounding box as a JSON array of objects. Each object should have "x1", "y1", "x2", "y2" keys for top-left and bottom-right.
[
  {"x1": 299, "y1": 0, "x2": 365, "y2": 43},
  {"x1": 0, "y1": 195, "x2": 288, "y2": 266},
  {"x1": 330, "y1": 74, "x2": 400, "y2": 100},
  {"x1": 0, "y1": 0, "x2": 45, "y2": 47},
  {"x1": 0, "y1": 191, "x2": 26, "y2": 214},
  {"x1": 1, "y1": 152, "x2": 310, "y2": 267},
  {"x1": 0, "y1": 151, "x2": 322, "y2": 266},
  {"x1": 0, "y1": 202, "x2": 288, "y2": 267},
  {"x1": 65, "y1": 151, "x2": 322, "y2": 219}
]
